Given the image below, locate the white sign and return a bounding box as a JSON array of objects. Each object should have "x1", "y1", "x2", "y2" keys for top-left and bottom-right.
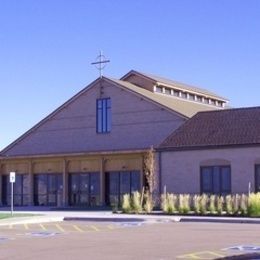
[{"x1": 9, "y1": 172, "x2": 16, "y2": 183}]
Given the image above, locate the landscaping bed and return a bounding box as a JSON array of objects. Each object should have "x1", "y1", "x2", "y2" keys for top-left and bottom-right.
[{"x1": 119, "y1": 192, "x2": 260, "y2": 217}]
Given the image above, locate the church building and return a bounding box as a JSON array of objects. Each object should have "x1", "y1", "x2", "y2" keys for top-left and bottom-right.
[{"x1": 1, "y1": 70, "x2": 258, "y2": 208}]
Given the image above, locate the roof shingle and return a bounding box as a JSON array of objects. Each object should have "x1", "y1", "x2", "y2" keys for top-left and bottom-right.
[{"x1": 159, "y1": 106, "x2": 260, "y2": 150}]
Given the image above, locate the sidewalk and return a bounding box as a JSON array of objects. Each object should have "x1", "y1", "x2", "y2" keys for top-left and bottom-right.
[{"x1": 0, "y1": 209, "x2": 260, "y2": 226}]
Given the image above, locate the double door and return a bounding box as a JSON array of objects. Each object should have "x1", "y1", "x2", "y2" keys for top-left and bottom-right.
[
  {"x1": 69, "y1": 172, "x2": 100, "y2": 206},
  {"x1": 34, "y1": 174, "x2": 63, "y2": 206}
]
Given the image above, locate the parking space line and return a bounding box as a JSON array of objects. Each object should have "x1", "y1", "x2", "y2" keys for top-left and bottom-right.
[
  {"x1": 73, "y1": 225, "x2": 84, "y2": 233},
  {"x1": 177, "y1": 251, "x2": 225, "y2": 259},
  {"x1": 55, "y1": 224, "x2": 65, "y2": 232},
  {"x1": 177, "y1": 253, "x2": 201, "y2": 259},
  {"x1": 107, "y1": 225, "x2": 115, "y2": 230},
  {"x1": 24, "y1": 224, "x2": 29, "y2": 230},
  {"x1": 90, "y1": 225, "x2": 99, "y2": 232},
  {"x1": 39, "y1": 224, "x2": 47, "y2": 231},
  {"x1": 208, "y1": 251, "x2": 225, "y2": 257}
]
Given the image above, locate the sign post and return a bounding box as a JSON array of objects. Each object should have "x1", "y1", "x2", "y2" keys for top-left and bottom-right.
[{"x1": 9, "y1": 172, "x2": 16, "y2": 216}]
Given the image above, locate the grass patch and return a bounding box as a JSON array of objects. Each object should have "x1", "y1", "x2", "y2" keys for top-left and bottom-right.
[{"x1": 0, "y1": 213, "x2": 39, "y2": 220}]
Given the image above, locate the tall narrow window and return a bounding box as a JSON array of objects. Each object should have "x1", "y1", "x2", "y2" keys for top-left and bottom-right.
[{"x1": 96, "y1": 98, "x2": 111, "y2": 133}]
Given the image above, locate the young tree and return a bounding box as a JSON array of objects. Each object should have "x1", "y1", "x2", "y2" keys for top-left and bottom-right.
[{"x1": 143, "y1": 147, "x2": 156, "y2": 196}]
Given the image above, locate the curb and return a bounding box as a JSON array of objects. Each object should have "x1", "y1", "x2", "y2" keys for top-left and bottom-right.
[
  {"x1": 64, "y1": 217, "x2": 147, "y2": 222},
  {"x1": 0, "y1": 216, "x2": 64, "y2": 227},
  {"x1": 179, "y1": 216, "x2": 260, "y2": 224}
]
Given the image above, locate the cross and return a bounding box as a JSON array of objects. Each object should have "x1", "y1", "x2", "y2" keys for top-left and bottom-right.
[{"x1": 91, "y1": 50, "x2": 110, "y2": 78}]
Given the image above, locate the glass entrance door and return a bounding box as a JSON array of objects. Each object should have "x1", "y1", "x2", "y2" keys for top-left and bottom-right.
[
  {"x1": 105, "y1": 171, "x2": 140, "y2": 206},
  {"x1": 2, "y1": 174, "x2": 29, "y2": 206},
  {"x1": 34, "y1": 174, "x2": 63, "y2": 206},
  {"x1": 69, "y1": 173, "x2": 100, "y2": 206}
]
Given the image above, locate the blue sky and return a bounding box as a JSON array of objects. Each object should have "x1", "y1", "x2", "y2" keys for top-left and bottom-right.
[{"x1": 1, "y1": 0, "x2": 260, "y2": 150}]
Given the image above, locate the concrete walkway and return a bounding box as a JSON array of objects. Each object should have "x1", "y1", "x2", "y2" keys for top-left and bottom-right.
[{"x1": 0, "y1": 208, "x2": 259, "y2": 226}]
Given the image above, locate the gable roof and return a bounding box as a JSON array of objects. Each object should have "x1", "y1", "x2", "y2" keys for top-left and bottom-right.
[
  {"x1": 121, "y1": 70, "x2": 229, "y2": 102},
  {"x1": 159, "y1": 106, "x2": 260, "y2": 150},
  {"x1": 0, "y1": 74, "x2": 225, "y2": 157}
]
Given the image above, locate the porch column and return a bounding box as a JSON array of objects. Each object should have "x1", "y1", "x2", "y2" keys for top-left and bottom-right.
[
  {"x1": 28, "y1": 160, "x2": 34, "y2": 206},
  {"x1": 100, "y1": 157, "x2": 105, "y2": 206},
  {"x1": 62, "y1": 159, "x2": 69, "y2": 206}
]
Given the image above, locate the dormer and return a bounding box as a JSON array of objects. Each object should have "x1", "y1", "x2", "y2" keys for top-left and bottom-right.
[{"x1": 121, "y1": 70, "x2": 229, "y2": 108}]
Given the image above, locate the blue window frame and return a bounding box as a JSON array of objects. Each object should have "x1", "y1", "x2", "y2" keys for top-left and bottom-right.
[
  {"x1": 96, "y1": 98, "x2": 111, "y2": 133},
  {"x1": 200, "y1": 166, "x2": 231, "y2": 195}
]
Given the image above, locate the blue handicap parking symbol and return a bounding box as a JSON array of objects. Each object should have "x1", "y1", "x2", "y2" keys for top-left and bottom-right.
[
  {"x1": 0, "y1": 237, "x2": 9, "y2": 243},
  {"x1": 224, "y1": 245, "x2": 260, "y2": 252},
  {"x1": 118, "y1": 222, "x2": 145, "y2": 228},
  {"x1": 26, "y1": 232, "x2": 60, "y2": 238}
]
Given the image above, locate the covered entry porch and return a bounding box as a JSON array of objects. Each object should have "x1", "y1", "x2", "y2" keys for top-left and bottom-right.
[{"x1": 0, "y1": 151, "x2": 145, "y2": 208}]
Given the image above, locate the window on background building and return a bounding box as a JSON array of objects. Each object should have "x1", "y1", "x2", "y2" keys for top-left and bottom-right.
[
  {"x1": 204, "y1": 98, "x2": 210, "y2": 104},
  {"x1": 181, "y1": 92, "x2": 187, "y2": 99},
  {"x1": 255, "y1": 165, "x2": 260, "y2": 192},
  {"x1": 189, "y1": 94, "x2": 195, "y2": 101},
  {"x1": 197, "y1": 96, "x2": 202, "y2": 102},
  {"x1": 165, "y1": 88, "x2": 171, "y2": 95},
  {"x1": 155, "y1": 86, "x2": 163, "y2": 93},
  {"x1": 173, "y1": 90, "x2": 180, "y2": 97},
  {"x1": 200, "y1": 166, "x2": 231, "y2": 195},
  {"x1": 96, "y1": 98, "x2": 111, "y2": 133}
]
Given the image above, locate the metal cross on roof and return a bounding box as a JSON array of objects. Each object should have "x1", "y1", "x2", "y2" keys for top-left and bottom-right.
[{"x1": 91, "y1": 50, "x2": 110, "y2": 78}]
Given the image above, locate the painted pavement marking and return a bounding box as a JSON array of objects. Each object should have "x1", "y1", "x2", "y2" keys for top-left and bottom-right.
[
  {"x1": 39, "y1": 224, "x2": 47, "y2": 231},
  {"x1": 90, "y1": 225, "x2": 100, "y2": 232},
  {"x1": 23, "y1": 224, "x2": 29, "y2": 230},
  {"x1": 55, "y1": 224, "x2": 65, "y2": 232},
  {"x1": 25, "y1": 231, "x2": 61, "y2": 238},
  {"x1": 73, "y1": 225, "x2": 84, "y2": 233},
  {"x1": 1, "y1": 222, "x2": 130, "y2": 234},
  {"x1": 0, "y1": 237, "x2": 10, "y2": 244},
  {"x1": 107, "y1": 225, "x2": 115, "y2": 230},
  {"x1": 177, "y1": 251, "x2": 225, "y2": 259},
  {"x1": 223, "y1": 245, "x2": 260, "y2": 252},
  {"x1": 116, "y1": 222, "x2": 145, "y2": 228}
]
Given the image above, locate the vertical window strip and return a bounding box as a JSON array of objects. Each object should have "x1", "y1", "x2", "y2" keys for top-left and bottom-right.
[{"x1": 96, "y1": 98, "x2": 111, "y2": 133}]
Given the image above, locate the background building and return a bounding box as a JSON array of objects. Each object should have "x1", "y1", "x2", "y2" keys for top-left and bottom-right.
[{"x1": 0, "y1": 70, "x2": 229, "y2": 207}]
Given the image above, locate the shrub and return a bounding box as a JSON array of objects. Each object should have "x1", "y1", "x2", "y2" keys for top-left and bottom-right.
[
  {"x1": 167, "y1": 193, "x2": 177, "y2": 214},
  {"x1": 209, "y1": 195, "x2": 216, "y2": 214},
  {"x1": 161, "y1": 193, "x2": 167, "y2": 213},
  {"x1": 143, "y1": 192, "x2": 153, "y2": 213},
  {"x1": 131, "y1": 191, "x2": 142, "y2": 214},
  {"x1": 193, "y1": 195, "x2": 201, "y2": 214},
  {"x1": 216, "y1": 196, "x2": 224, "y2": 215},
  {"x1": 178, "y1": 194, "x2": 185, "y2": 214},
  {"x1": 240, "y1": 194, "x2": 248, "y2": 216},
  {"x1": 122, "y1": 194, "x2": 131, "y2": 213},
  {"x1": 248, "y1": 193, "x2": 260, "y2": 217},
  {"x1": 200, "y1": 194, "x2": 208, "y2": 215},
  {"x1": 232, "y1": 194, "x2": 240, "y2": 215},
  {"x1": 225, "y1": 195, "x2": 233, "y2": 215},
  {"x1": 182, "y1": 194, "x2": 190, "y2": 214}
]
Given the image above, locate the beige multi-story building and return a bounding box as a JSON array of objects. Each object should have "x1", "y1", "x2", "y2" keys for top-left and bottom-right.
[{"x1": 3, "y1": 70, "x2": 256, "y2": 208}]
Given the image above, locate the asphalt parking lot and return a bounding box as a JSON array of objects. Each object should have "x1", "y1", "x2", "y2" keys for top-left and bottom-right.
[{"x1": 0, "y1": 221, "x2": 260, "y2": 260}]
